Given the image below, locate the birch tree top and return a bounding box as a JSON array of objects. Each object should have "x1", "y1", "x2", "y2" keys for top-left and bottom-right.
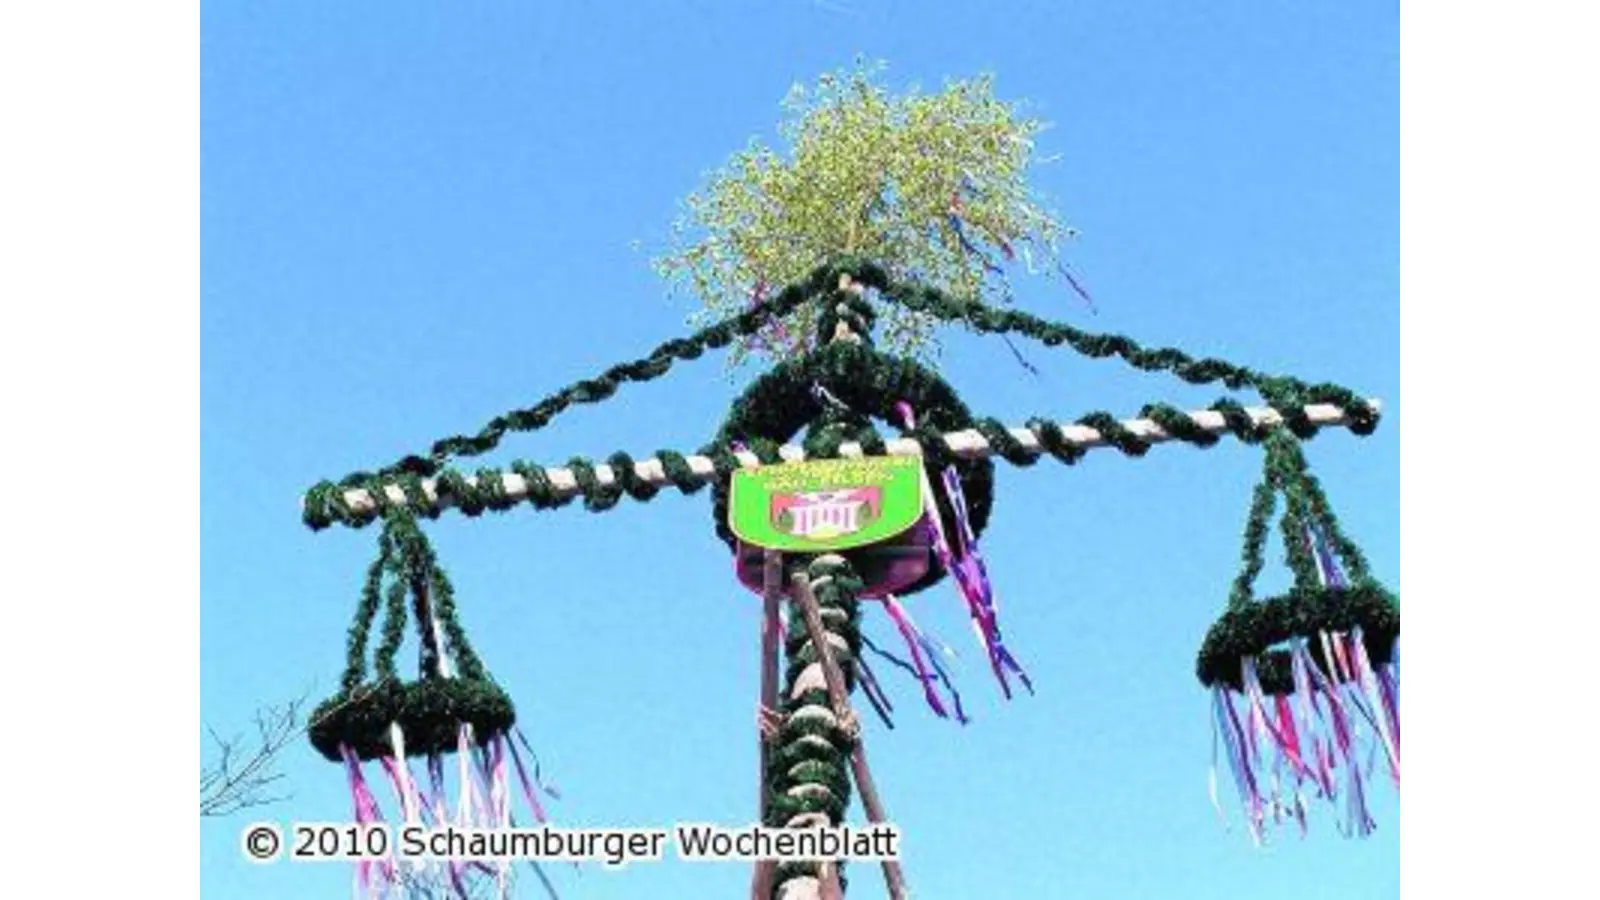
[{"x1": 654, "y1": 61, "x2": 1075, "y2": 368}]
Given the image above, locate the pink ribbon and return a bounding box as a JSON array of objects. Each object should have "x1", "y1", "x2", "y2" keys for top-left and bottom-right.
[{"x1": 881, "y1": 594, "x2": 954, "y2": 719}]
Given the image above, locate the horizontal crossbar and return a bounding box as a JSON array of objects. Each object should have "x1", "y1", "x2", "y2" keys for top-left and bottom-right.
[{"x1": 303, "y1": 400, "x2": 1379, "y2": 526}]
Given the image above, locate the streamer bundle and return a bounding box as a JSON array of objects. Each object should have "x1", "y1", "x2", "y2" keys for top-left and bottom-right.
[
  {"x1": 308, "y1": 511, "x2": 558, "y2": 899},
  {"x1": 1196, "y1": 430, "x2": 1399, "y2": 842}
]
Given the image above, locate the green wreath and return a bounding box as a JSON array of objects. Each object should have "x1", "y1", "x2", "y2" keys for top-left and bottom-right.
[
  {"x1": 709, "y1": 335, "x2": 994, "y2": 596},
  {"x1": 1195, "y1": 583, "x2": 1399, "y2": 694},
  {"x1": 309, "y1": 678, "x2": 515, "y2": 763}
]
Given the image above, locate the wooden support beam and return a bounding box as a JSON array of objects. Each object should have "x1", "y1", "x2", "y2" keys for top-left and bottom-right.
[
  {"x1": 305, "y1": 400, "x2": 1380, "y2": 523},
  {"x1": 790, "y1": 570, "x2": 910, "y2": 900},
  {"x1": 752, "y1": 550, "x2": 783, "y2": 900}
]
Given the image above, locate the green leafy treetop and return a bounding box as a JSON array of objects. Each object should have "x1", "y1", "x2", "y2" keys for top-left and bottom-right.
[{"x1": 654, "y1": 60, "x2": 1077, "y2": 369}]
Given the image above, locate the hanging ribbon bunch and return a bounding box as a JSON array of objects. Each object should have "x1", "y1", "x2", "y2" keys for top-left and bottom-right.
[
  {"x1": 947, "y1": 175, "x2": 1098, "y2": 314},
  {"x1": 1196, "y1": 430, "x2": 1399, "y2": 844},
  {"x1": 309, "y1": 511, "x2": 562, "y2": 899},
  {"x1": 898, "y1": 400, "x2": 1034, "y2": 701},
  {"x1": 869, "y1": 593, "x2": 970, "y2": 724},
  {"x1": 947, "y1": 183, "x2": 1012, "y2": 280}
]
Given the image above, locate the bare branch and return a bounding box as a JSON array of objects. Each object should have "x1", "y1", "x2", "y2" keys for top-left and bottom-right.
[
  {"x1": 201, "y1": 682, "x2": 384, "y2": 817},
  {"x1": 200, "y1": 690, "x2": 308, "y2": 817}
]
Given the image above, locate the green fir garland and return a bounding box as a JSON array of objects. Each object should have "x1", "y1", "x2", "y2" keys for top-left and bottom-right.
[
  {"x1": 309, "y1": 510, "x2": 513, "y2": 762},
  {"x1": 1195, "y1": 583, "x2": 1399, "y2": 694},
  {"x1": 766, "y1": 556, "x2": 863, "y2": 899},
  {"x1": 710, "y1": 329, "x2": 994, "y2": 595},
  {"x1": 1195, "y1": 430, "x2": 1399, "y2": 696},
  {"x1": 302, "y1": 257, "x2": 1381, "y2": 533},
  {"x1": 309, "y1": 678, "x2": 515, "y2": 763},
  {"x1": 301, "y1": 390, "x2": 1353, "y2": 533}
]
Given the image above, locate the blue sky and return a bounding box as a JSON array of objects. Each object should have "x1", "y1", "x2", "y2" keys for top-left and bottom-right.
[{"x1": 202, "y1": 2, "x2": 1398, "y2": 897}]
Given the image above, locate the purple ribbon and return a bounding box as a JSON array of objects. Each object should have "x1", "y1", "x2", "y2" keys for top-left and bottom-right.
[
  {"x1": 1378, "y1": 665, "x2": 1401, "y2": 750},
  {"x1": 934, "y1": 465, "x2": 1033, "y2": 697},
  {"x1": 1303, "y1": 642, "x2": 1363, "y2": 829},
  {"x1": 428, "y1": 755, "x2": 449, "y2": 824},
  {"x1": 947, "y1": 213, "x2": 1008, "y2": 278},
  {"x1": 1292, "y1": 641, "x2": 1339, "y2": 800},
  {"x1": 482, "y1": 740, "x2": 506, "y2": 827},
  {"x1": 1054, "y1": 260, "x2": 1099, "y2": 314},
  {"x1": 1345, "y1": 753, "x2": 1376, "y2": 837},
  {"x1": 854, "y1": 654, "x2": 896, "y2": 729},
  {"x1": 1308, "y1": 523, "x2": 1347, "y2": 589},
  {"x1": 1211, "y1": 629, "x2": 1398, "y2": 840},
  {"x1": 881, "y1": 594, "x2": 957, "y2": 720},
  {"x1": 448, "y1": 860, "x2": 471, "y2": 900},
  {"x1": 514, "y1": 727, "x2": 564, "y2": 801},
  {"x1": 1216, "y1": 689, "x2": 1264, "y2": 841},
  {"x1": 1350, "y1": 629, "x2": 1400, "y2": 784},
  {"x1": 378, "y1": 755, "x2": 424, "y2": 827},
  {"x1": 897, "y1": 399, "x2": 1031, "y2": 699},
  {"x1": 917, "y1": 631, "x2": 971, "y2": 723},
  {"x1": 507, "y1": 734, "x2": 550, "y2": 824},
  {"x1": 1239, "y1": 658, "x2": 1318, "y2": 786},
  {"x1": 507, "y1": 730, "x2": 577, "y2": 879},
  {"x1": 341, "y1": 745, "x2": 395, "y2": 893}
]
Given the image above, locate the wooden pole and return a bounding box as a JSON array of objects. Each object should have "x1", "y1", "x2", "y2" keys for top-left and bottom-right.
[
  {"x1": 752, "y1": 550, "x2": 783, "y2": 900},
  {"x1": 819, "y1": 862, "x2": 845, "y2": 900},
  {"x1": 303, "y1": 400, "x2": 1381, "y2": 522},
  {"x1": 790, "y1": 570, "x2": 910, "y2": 900}
]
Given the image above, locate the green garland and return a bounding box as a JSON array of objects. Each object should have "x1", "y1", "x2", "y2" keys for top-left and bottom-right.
[
  {"x1": 303, "y1": 257, "x2": 1381, "y2": 533},
  {"x1": 710, "y1": 335, "x2": 996, "y2": 595},
  {"x1": 302, "y1": 395, "x2": 1361, "y2": 532},
  {"x1": 312, "y1": 263, "x2": 870, "y2": 492},
  {"x1": 1195, "y1": 429, "x2": 1399, "y2": 695},
  {"x1": 310, "y1": 510, "x2": 512, "y2": 762},
  {"x1": 873, "y1": 276, "x2": 1380, "y2": 436},
  {"x1": 302, "y1": 397, "x2": 1363, "y2": 531},
  {"x1": 309, "y1": 677, "x2": 515, "y2": 763},
  {"x1": 766, "y1": 556, "x2": 863, "y2": 899},
  {"x1": 1194, "y1": 584, "x2": 1399, "y2": 695}
]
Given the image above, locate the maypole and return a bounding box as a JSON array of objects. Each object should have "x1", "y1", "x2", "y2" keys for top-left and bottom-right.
[
  {"x1": 751, "y1": 289, "x2": 913, "y2": 900},
  {"x1": 293, "y1": 63, "x2": 1397, "y2": 898}
]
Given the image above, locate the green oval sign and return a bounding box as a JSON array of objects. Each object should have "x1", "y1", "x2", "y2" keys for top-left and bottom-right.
[{"x1": 729, "y1": 455, "x2": 924, "y2": 552}]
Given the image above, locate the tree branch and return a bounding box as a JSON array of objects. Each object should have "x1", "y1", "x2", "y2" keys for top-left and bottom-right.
[{"x1": 200, "y1": 682, "x2": 382, "y2": 817}]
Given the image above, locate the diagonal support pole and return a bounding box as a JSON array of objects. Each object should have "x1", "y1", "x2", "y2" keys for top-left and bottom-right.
[
  {"x1": 305, "y1": 400, "x2": 1381, "y2": 524},
  {"x1": 790, "y1": 567, "x2": 910, "y2": 900}
]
